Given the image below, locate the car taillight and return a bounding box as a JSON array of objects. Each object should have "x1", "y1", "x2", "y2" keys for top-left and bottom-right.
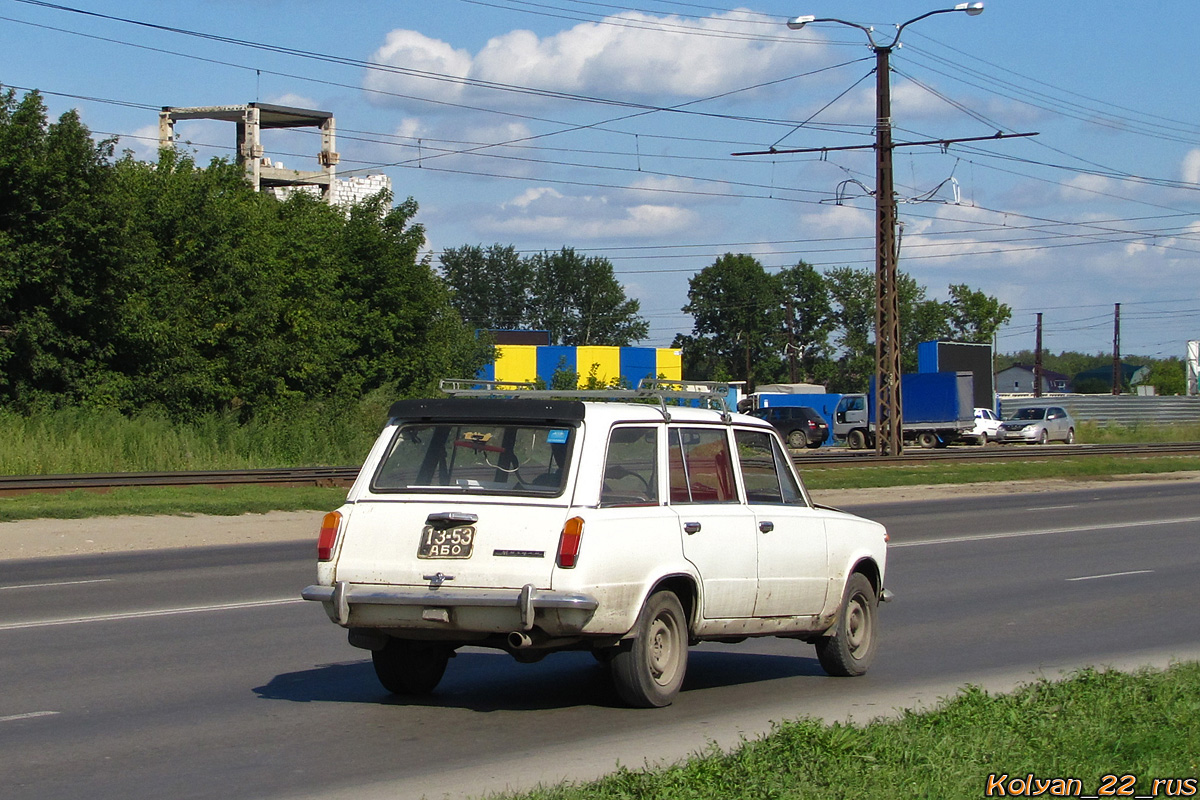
[
  {"x1": 317, "y1": 511, "x2": 341, "y2": 562},
  {"x1": 557, "y1": 516, "x2": 584, "y2": 568}
]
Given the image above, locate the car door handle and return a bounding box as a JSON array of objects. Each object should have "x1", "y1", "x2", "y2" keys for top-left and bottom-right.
[
  {"x1": 759, "y1": 521, "x2": 774, "y2": 533},
  {"x1": 683, "y1": 522, "x2": 701, "y2": 535}
]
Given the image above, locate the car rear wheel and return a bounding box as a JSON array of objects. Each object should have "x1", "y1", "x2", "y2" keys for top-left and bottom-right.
[
  {"x1": 786, "y1": 429, "x2": 808, "y2": 449},
  {"x1": 917, "y1": 431, "x2": 939, "y2": 449},
  {"x1": 1065, "y1": 427, "x2": 1075, "y2": 444},
  {"x1": 372, "y1": 639, "x2": 453, "y2": 694},
  {"x1": 611, "y1": 591, "x2": 688, "y2": 707},
  {"x1": 815, "y1": 573, "x2": 877, "y2": 677}
]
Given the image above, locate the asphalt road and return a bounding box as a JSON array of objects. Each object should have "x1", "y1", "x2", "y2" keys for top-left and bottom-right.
[{"x1": 1, "y1": 482, "x2": 1198, "y2": 800}]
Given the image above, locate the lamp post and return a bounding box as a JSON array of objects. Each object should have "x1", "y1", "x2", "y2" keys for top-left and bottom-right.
[{"x1": 787, "y1": 4, "x2": 983, "y2": 455}]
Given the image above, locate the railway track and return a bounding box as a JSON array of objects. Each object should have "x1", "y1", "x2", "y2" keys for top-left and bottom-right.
[{"x1": 3, "y1": 442, "x2": 1198, "y2": 495}]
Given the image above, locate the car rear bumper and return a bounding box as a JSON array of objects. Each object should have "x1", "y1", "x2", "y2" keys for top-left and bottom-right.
[{"x1": 301, "y1": 581, "x2": 599, "y2": 635}]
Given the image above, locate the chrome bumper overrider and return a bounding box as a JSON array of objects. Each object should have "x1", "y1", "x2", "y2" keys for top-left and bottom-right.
[{"x1": 301, "y1": 581, "x2": 599, "y2": 630}]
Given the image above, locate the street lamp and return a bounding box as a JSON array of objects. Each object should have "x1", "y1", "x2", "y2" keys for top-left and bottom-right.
[{"x1": 785, "y1": 4, "x2": 983, "y2": 456}]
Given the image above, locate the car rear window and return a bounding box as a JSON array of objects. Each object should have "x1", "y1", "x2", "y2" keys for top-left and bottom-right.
[
  {"x1": 668, "y1": 427, "x2": 737, "y2": 504},
  {"x1": 371, "y1": 422, "x2": 573, "y2": 496}
]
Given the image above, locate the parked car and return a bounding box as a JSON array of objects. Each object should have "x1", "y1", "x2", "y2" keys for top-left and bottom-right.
[
  {"x1": 303, "y1": 383, "x2": 889, "y2": 707},
  {"x1": 996, "y1": 406, "x2": 1076, "y2": 444},
  {"x1": 969, "y1": 407, "x2": 1003, "y2": 444},
  {"x1": 748, "y1": 405, "x2": 830, "y2": 449}
]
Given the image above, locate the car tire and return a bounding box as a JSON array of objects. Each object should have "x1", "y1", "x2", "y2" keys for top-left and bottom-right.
[
  {"x1": 917, "y1": 431, "x2": 939, "y2": 449},
  {"x1": 1037, "y1": 429, "x2": 1048, "y2": 445},
  {"x1": 977, "y1": 432, "x2": 989, "y2": 446},
  {"x1": 787, "y1": 429, "x2": 808, "y2": 449},
  {"x1": 372, "y1": 638, "x2": 452, "y2": 695},
  {"x1": 806, "y1": 438, "x2": 824, "y2": 450},
  {"x1": 815, "y1": 573, "x2": 878, "y2": 678},
  {"x1": 611, "y1": 591, "x2": 688, "y2": 708},
  {"x1": 847, "y1": 430, "x2": 867, "y2": 450},
  {"x1": 1066, "y1": 427, "x2": 1075, "y2": 444}
]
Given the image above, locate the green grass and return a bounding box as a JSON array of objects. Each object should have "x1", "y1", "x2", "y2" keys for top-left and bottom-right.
[
  {"x1": 3, "y1": 408, "x2": 1199, "y2": 521},
  {"x1": 1080, "y1": 420, "x2": 1200, "y2": 443},
  {"x1": 0, "y1": 485, "x2": 349, "y2": 523},
  {"x1": 799, "y1": 455, "x2": 1200, "y2": 491},
  {"x1": 497, "y1": 663, "x2": 1200, "y2": 800},
  {"x1": 0, "y1": 402, "x2": 386, "y2": 475}
]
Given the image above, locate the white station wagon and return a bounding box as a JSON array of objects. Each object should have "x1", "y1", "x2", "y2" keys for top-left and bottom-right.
[{"x1": 303, "y1": 382, "x2": 889, "y2": 707}]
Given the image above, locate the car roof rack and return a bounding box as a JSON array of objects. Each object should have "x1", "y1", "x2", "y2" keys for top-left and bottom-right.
[{"x1": 437, "y1": 378, "x2": 735, "y2": 422}]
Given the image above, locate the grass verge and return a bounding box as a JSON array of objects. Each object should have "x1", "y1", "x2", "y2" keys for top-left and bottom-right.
[
  {"x1": 0, "y1": 485, "x2": 349, "y2": 523},
  {"x1": 3, "y1": 455, "x2": 1198, "y2": 522},
  {"x1": 799, "y1": 454, "x2": 1200, "y2": 491},
  {"x1": 501, "y1": 663, "x2": 1200, "y2": 800}
]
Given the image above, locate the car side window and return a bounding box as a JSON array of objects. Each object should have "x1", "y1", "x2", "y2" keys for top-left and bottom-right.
[
  {"x1": 600, "y1": 426, "x2": 659, "y2": 507},
  {"x1": 668, "y1": 427, "x2": 737, "y2": 504},
  {"x1": 734, "y1": 429, "x2": 806, "y2": 506}
]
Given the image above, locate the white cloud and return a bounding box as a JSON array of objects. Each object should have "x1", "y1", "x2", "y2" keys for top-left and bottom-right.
[
  {"x1": 504, "y1": 187, "x2": 563, "y2": 209},
  {"x1": 267, "y1": 92, "x2": 319, "y2": 109},
  {"x1": 1182, "y1": 149, "x2": 1200, "y2": 185},
  {"x1": 481, "y1": 186, "x2": 696, "y2": 239},
  {"x1": 365, "y1": 29, "x2": 473, "y2": 103},
  {"x1": 118, "y1": 124, "x2": 164, "y2": 161},
  {"x1": 1059, "y1": 173, "x2": 1113, "y2": 201},
  {"x1": 366, "y1": 11, "x2": 808, "y2": 107}
]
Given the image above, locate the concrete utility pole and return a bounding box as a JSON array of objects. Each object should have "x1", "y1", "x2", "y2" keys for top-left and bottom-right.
[
  {"x1": 1112, "y1": 302, "x2": 1122, "y2": 395},
  {"x1": 1034, "y1": 312, "x2": 1043, "y2": 397},
  {"x1": 760, "y1": 4, "x2": 1003, "y2": 455},
  {"x1": 736, "y1": 5, "x2": 1037, "y2": 454}
]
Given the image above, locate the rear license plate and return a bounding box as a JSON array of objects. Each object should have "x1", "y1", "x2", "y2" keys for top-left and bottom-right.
[{"x1": 417, "y1": 525, "x2": 475, "y2": 559}]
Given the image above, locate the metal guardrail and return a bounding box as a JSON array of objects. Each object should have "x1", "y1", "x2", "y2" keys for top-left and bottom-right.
[{"x1": 998, "y1": 395, "x2": 1200, "y2": 426}]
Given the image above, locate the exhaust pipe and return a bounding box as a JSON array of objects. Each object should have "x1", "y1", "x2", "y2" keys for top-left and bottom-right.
[{"x1": 508, "y1": 631, "x2": 534, "y2": 649}]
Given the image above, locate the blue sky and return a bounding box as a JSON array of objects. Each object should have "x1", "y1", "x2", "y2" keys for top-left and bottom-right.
[{"x1": 4, "y1": 0, "x2": 1199, "y2": 360}]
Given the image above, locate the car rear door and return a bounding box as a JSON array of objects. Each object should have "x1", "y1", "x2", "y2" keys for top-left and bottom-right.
[
  {"x1": 733, "y1": 428, "x2": 828, "y2": 617},
  {"x1": 669, "y1": 426, "x2": 758, "y2": 619}
]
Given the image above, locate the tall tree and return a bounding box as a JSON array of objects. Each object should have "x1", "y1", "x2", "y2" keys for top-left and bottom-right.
[
  {"x1": 682, "y1": 253, "x2": 783, "y2": 389},
  {"x1": 824, "y1": 266, "x2": 876, "y2": 392},
  {"x1": 777, "y1": 261, "x2": 833, "y2": 383},
  {"x1": 526, "y1": 247, "x2": 648, "y2": 346},
  {"x1": 946, "y1": 283, "x2": 1012, "y2": 343},
  {"x1": 0, "y1": 87, "x2": 121, "y2": 408},
  {"x1": 438, "y1": 243, "x2": 531, "y2": 331}
]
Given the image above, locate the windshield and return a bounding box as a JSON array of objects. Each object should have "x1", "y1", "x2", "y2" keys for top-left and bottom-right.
[
  {"x1": 1010, "y1": 408, "x2": 1046, "y2": 420},
  {"x1": 372, "y1": 422, "x2": 573, "y2": 495}
]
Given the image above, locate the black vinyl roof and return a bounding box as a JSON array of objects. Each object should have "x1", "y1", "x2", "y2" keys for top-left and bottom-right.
[{"x1": 388, "y1": 397, "x2": 586, "y2": 423}]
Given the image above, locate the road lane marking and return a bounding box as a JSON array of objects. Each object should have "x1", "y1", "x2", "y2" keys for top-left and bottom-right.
[
  {"x1": 1026, "y1": 504, "x2": 1079, "y2": 511},
  {"x1": 1067, "y1": 569, "x2": 1154, "y2": 582},
  {"x1": 891, "y1": 515, "x2": 1200, "y2": 548},
  {"x1": 0, "y1": 711, "x2": 60, "y2": 723},
  {"x1": 1, "y1": 579, "x2": 113, "y2": 591},
  {"x1": 0, "y1": 597, "x2": 303, "y2": 632}
]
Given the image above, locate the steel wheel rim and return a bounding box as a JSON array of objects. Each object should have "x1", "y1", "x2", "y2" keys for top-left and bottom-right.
[
  {"x1": 845, "y1": 593, "x2": 871, "y2": 657},
  {"x1": 648, "y1": 613, "x2": 681, "y2": 686}
]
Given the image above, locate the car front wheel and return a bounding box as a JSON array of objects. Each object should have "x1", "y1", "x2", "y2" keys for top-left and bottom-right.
[
  {"x1": 1037, "y1": 429, "x2": 1048, "y2": 445},
  {"x1": 815, "y1": 573, "x2": 878, "y2": 677},
  {"x1": 611, "y1": 590, "x2": 688, "y2": 707},
  {"x1": 372, "y1": 639, "x2": 453, "y2": 694}
]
